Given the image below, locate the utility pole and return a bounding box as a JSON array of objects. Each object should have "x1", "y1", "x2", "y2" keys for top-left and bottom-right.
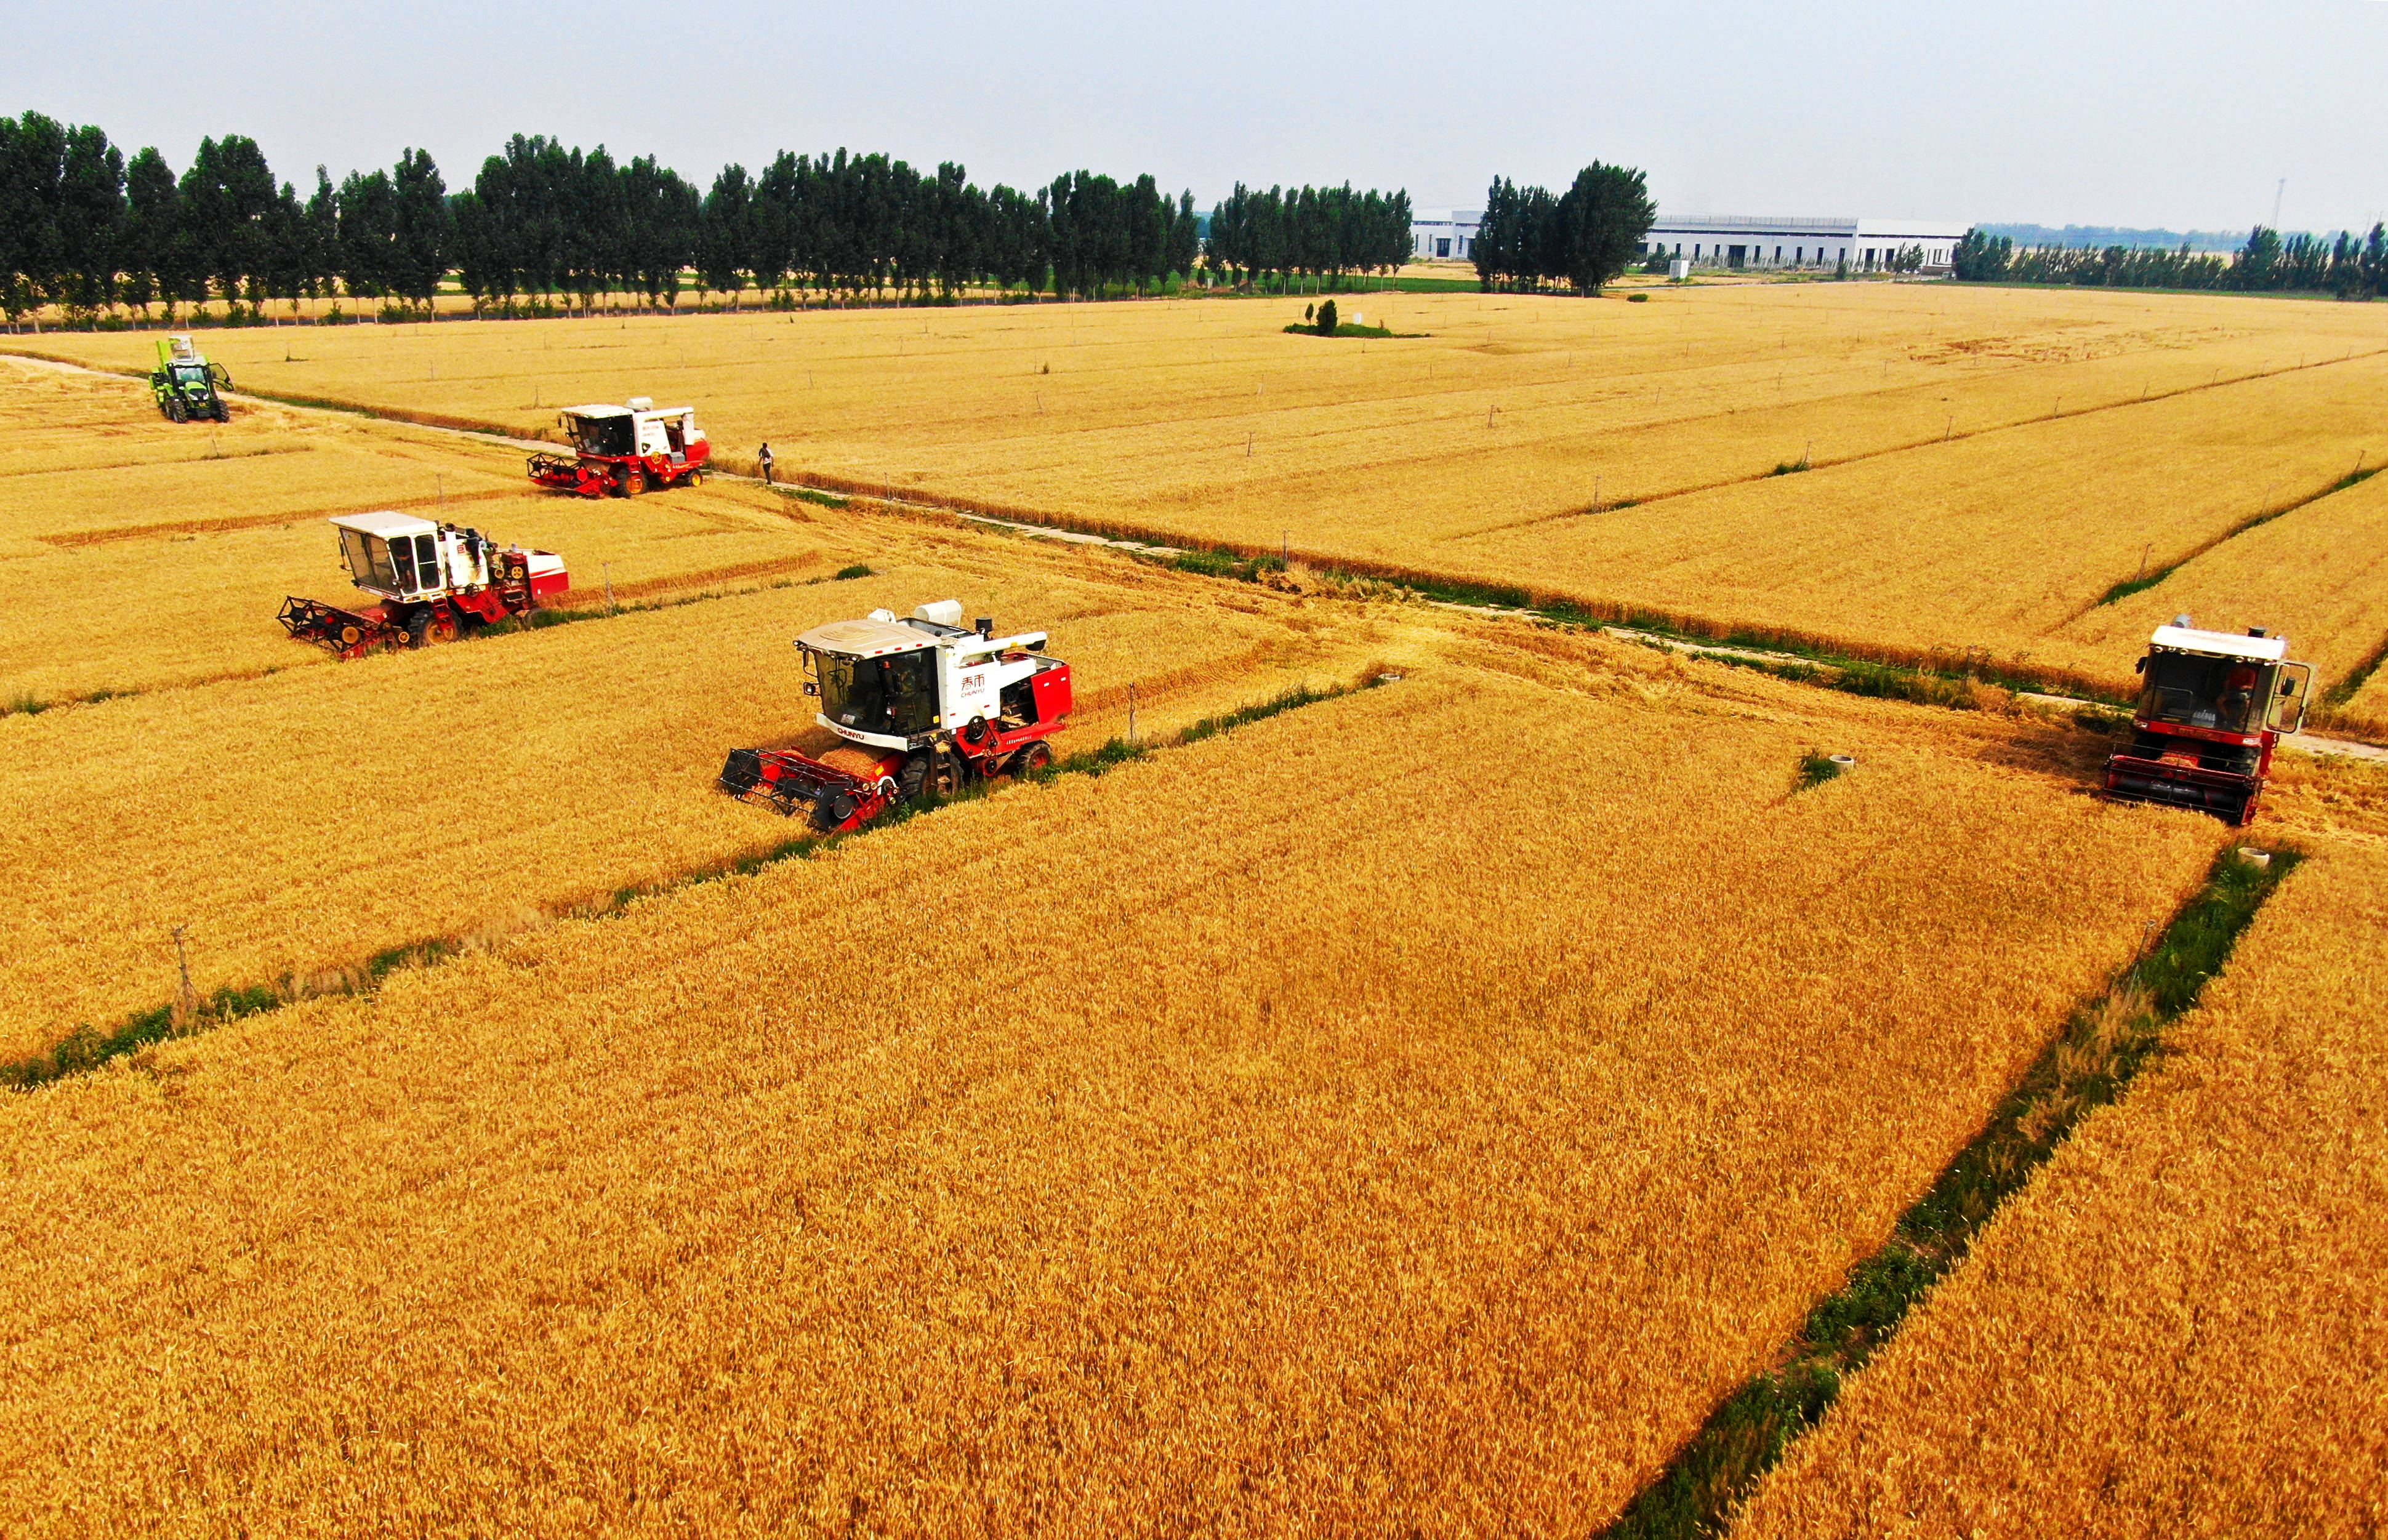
[{"x1": 2272, "y1": 178, "x2": 2286, "y2": 230}]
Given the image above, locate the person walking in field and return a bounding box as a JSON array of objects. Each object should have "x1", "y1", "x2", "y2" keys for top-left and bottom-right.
[{"x1": 758, "y1": 443, "x2": 775, "y2": 486}]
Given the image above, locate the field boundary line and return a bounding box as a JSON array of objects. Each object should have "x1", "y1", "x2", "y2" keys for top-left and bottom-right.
[
  {"x1": 0, "y1": 675, "x2": 1388, "y2": 1089},
  {"x1": 1596, "y1": 840, "x2": 2307, "y2": 1539}
]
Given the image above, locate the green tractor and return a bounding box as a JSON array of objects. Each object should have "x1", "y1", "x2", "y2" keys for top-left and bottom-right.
[{"x1": 150, "y1": 334, "x2": 231, "y2": 423}]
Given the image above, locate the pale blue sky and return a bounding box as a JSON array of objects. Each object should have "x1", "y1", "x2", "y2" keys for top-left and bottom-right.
[{"x1": 10, "y1": 0, "x2": 2386, "y2": 232}]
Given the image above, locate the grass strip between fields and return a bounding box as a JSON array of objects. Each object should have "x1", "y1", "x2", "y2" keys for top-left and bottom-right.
[
  {"x1": 0, "y1": 675, "x2": 1386, "y2": 1091},
  {"x1": 1597, "y1": 838, "x2": 2306, "y2": 1540}
]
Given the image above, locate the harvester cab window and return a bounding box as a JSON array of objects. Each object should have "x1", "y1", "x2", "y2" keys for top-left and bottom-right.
[
  {"x1": 2140, "y1": 651, "x2": 2271, "y2": 732},
  {"x1": 815, "y1": 648, "x2": 938, "y2": 737},
  {"x1": 340, "y1": 527, "x2": 400, "y2": 592},
  {"x1": 391, "y1": 538, "x2": 419, "y2": 593},
  {"x1": 663, "y1": 419, "x2": 687, "y2": 463},
  {"x1": 570, "y1": 414, "x2": 635, "y2": 457}
]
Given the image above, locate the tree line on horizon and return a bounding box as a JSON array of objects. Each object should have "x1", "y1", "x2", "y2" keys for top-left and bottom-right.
[
  {"x1": 0, "y1": 111, "x2": 1426, "y2": 323},
  {"x1": 1954, "y1": 224, "x2": 2388, "y2": 297},
  {"x1": 1469, "y1": 165, "x2": 1657, "y2": 294}
]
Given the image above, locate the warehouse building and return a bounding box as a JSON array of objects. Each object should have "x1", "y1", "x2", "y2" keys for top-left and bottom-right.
[{"x1": 1639, "y1": 214, "x2": 1972, "y2": 273}]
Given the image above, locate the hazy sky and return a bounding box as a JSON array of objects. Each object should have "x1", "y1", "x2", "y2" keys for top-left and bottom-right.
[{"x1": 10, "y1": 0, "x2": 2386, "y2": 233}]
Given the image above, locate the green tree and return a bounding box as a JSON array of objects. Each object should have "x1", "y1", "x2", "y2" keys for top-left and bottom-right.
[{"x1": 1316, "y1": 297, "x2": 1337, "y2": 335}]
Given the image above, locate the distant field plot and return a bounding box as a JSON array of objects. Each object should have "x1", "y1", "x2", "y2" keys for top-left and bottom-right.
[
  {"x1": 0, "y1": 648, "x2": 2219, "y2": 1537},
  {"x1": 1449, "y1": 351, "x2": 2388, "y2": 679},
  {"x1": 1735, "y1": 837, "x2": 2388, "y2": 1540},
  {"x1": 16, "y1": 284, "x2": 2381, "y2": 691}
]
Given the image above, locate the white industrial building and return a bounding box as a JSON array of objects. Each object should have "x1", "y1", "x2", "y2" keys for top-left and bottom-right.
[
  {"x1": 1639, "y1": 215, "x2": 1972, "y2": 273},
  {"x1": 1410, "y1": 209, "x2": 1483, "y2": 261}
]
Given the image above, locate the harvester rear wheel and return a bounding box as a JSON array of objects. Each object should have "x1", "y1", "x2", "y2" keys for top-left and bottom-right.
[
  {"x1": 1018, "y1": 742, "x2": 1053, "y2": 775},
  {"x1": 685, "y1": 470, "x2": 702, "y2": 488}
]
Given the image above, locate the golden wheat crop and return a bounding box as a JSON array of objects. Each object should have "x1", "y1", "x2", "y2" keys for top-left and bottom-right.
[
  {"x1": 2054, "y1": 460, "x2": 2388, "y2": 697},
  {"x1": 0, "y1": 534, "x2": 1423, "y2": 1062},
  {"x1": 17, "y1": 284, "x2": 2384, "y2": 697},
  {"x1": 0, "y1": 650, "x2": 2219, "y2": 1537},
  {"x1": 1450, "y1": 349, "x2": 2388, "y2": 684},
  {"x1": 1734, "y1": 836, "x2": 2388, "y2": 1540}
]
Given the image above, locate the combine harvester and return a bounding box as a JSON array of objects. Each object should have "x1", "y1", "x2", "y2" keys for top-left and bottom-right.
[
  {"x1": 720, "y1": 600, "x2": 1074, "y2": 832},
  {"x1": 148, "y1": 334, "x2": 231, "y2": 422},
  {"x1": 528, "y1": 398, "x2": 710, "y2": 497},
  {"x1": 279, "y1": 511, "x2": 569, "y2": 658},
  {"x1": 2104, "y1": 616, "x2": 2312, "y2": 826}
]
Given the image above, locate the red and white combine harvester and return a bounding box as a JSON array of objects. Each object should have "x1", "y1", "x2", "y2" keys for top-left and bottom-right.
[
  {"x1": 2104, "y1": 616, "x2": 2312, "y2": 826},
  {"x1": 279, "y1": 511, "x2": 569, "y2": 658},
  {"x1": 720, "y1": 600, "x2": 1074, "y2": 832},
  {"x1": 527, "y1": 398, "x2": 709, "y2": 497}
]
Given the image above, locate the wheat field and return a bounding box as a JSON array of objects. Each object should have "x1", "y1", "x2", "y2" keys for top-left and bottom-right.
[
  {"x1": 0, "y1": 358, "x2": 885, "y2": 704},
  {"x1": 12, "y1": 284, "x2": 2386, "y2": 691},
  {"x1": 0, "y1": 645, "x2": 2221, "y2": 1536},
  {"x1": 1734, "y1": 836, "x2": 2388, "y2": 1539},
  {"x1": 0, "y1": 524, "x2": 1418, "y2": 1062}
]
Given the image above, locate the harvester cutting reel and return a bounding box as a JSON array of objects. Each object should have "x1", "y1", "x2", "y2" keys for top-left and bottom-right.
[
  {"x1": 718, "y1": 749, "x2": 903, "y2": 833},
  {"x1": 277, "y1": 596, "x2": 406, "y2": 659}
]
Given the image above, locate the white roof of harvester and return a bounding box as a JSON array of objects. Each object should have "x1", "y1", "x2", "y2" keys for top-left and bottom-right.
[
  {"x1": 2150, "y1": 624, "x2": 2289, "y2": 663},
  {"x1": 797, "y1": 617, "x2": 936, "y2": 657},
  {"x1": 564, "y1": 403, "x2": 694, "y2": 418},
  {"x1": 329, "y1": 510, "x2": 440, "y2": 540}
]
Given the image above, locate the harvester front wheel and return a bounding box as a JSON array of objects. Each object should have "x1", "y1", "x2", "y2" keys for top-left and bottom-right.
[
  {"x1": 406, "y1": 612, "x2": 456, "y2": 649},
  {"x1": 619, "y1": 465, "x2": 646, "y2": 498},
  {"x1": 167, "y1": 396, "x2": 188, "y2": 423},
  {"x1": 901, "y1": 749, "x2": 963, "y2": 805}
]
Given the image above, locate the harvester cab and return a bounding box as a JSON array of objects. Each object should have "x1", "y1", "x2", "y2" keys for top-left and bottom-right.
[
  {"x1": 528, "y1": 396, "x2": 709, "y2": 498},
  {"x1": 278, "y1": 511, "x2": 570, "y2": 659},
  {"x1": 2103, "y1": 616, "x2": 2312, "y2": 826},
  {"x1": 720, "y1": 599, "x2": 1075, "y2": 832},
  {"x1": 150, "y1": 334, "x2": 230, "y2": 423}
]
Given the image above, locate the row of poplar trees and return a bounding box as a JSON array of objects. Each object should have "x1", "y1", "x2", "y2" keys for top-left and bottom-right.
[
  {"x1": 1201, "y1": 183, "x2": 1415, "y2": 287},
  {"x1": 0, "y1": 110, "x2": 1433, "y2": 321},
  {"x1": 1471, "y1": 165, "x2": 1657, "y2": 294},
  {"x1": 1954, "y1": 225, "x2": 2388, "y2": 297}
]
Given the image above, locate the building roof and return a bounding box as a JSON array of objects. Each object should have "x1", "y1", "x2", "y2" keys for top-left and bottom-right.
[
  {"x1": 1646, "y1": 214, "x2": 1972, "y2": 239},
  {"x1": 329, "y1": 510, "x2": 439, "y2": 540},
  {"x1": 2150, "y1": 624, "x2": 2290, "y2": 663}
]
